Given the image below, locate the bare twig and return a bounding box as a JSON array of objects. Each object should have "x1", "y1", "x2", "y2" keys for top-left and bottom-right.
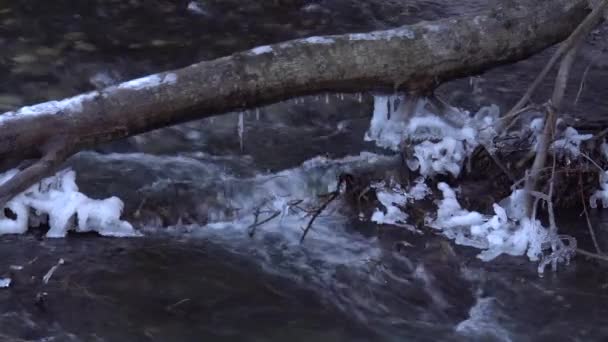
[
  {"x1": 300, "y1": 190, "x2": 340, "y2": 244},
  {"x1": 576, "y1": 248, "x2": 608, "y2": 262},
  {"x1": 574, "y1": 62, "x2": 592, "y2": 106},
  {"x1": 248, "y1": 210, "x2": 281, "y2": 237},
  {"x1": 299, "y1": 175, "x2": 350, "y2": 243},
  {"x1": 579, "y1": 174, "x2": 603, "y2": 254}
]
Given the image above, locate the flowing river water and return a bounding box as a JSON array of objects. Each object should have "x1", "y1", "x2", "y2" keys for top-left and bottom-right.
[{"x1": 1, "y1": 1, "x2": 608, "y2": 341}]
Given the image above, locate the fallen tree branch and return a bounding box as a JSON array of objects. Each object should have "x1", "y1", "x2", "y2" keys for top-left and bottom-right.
[{"x1": 0, "y1": 0, "x2": 590, "y2": 202}]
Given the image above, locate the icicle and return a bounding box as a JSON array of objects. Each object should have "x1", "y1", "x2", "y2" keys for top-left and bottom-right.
[
  {"x1": 340, "y1": 93, "x2": 344, "y2": 101},
  {"x1": 325, "y1": 93, "x2": 329, "y2": 104},
  {"x1": 358, "y1": 92, "x2": 362, "y2": 103},
  {"x1": 256, "y1": 108, "x2": 260, "y2": 121},
  {"x1": 238, "y1": 112, "x2": 244, "y2": 152}
]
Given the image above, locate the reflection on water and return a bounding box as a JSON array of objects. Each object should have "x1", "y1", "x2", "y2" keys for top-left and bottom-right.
[{"x1": 2, "y1": 0, "x2": 608, "y2": 341}]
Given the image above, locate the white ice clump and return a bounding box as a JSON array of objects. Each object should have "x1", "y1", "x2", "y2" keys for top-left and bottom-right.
[
  {"x1": 0, "y1": 278, "x2": 10, "y2": 288},
  {"x1": 590, "y1": 171, "x2": 608, "y2": 209},
  {"x1": 364, "y1": 94, "x2": 423, "y2": 151},
  {"x1": 432, "y1": 182, "x2": 549, "y2": 262},
  {"x1": 552, "y1": 126, "x2": 592, "y2": 158},
  {"x1": 250, "y1": 45, "x2": 273, "y2": 55},
  {"x1": 117, "y1": 73, "x2": 177, "y2": 91},
  {"x1": 370, "y1": 177, "x2": 429, "y2": 230},
  {"x1": 371, "y1": 182, "x2": 411, "y2": 229},
  {"x1": 528, "y1": 120, "x2": 592, "y2": 158},
  {"x1": 0, "y1": 169, "x2": 138, "y2": 238},
  {"x1": 365, "y1": 94, "x2": 498, "y2": 177},
  {"x1": 187, "y1": 1, "x2": 207, "y2": 15}
]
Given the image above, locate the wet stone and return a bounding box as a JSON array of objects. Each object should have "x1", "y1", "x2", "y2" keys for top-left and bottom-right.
[
  {"x1": 11, "y1": 54, "x2": 37, "y2": 64},
  {"x1": 35, "y1": 46, "x2": 61, "y2": 57},
  {"x1": 0, "y1": 94, "x2": 23, "y2": 109},
  {"x1": 74, "y1": 41, "x2": 97, "y2": 52}
]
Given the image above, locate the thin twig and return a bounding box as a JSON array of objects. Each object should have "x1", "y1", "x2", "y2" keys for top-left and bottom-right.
[
  {"x1": 576, "y1": 248, "x2": 608, "y2": 262},
  {"x1": 300, "y1": 191, "x2": 340, "y2": 243},
  {"x1": 579, "y1": 173, "x2": 602, "y2": 254},
  {"x1": 248, "y1": 210, "x2": 281, "y2": 237},
  {"x1": 574, "y1": 63, "x2": 592, "y2": 106}
]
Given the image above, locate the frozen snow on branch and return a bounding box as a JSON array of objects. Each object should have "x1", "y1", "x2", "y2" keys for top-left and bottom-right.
[
  {"x1": 0, "y1": 169, "x2": 138, "y2": 238},
  {"x1": 349, "y1": 27, "x2": 415, "y2": 40},
  {"x1": 1, "y1": 92, "x2": 99, "y2": 122},
  {"x1": 118, "y1": 73, "x2": 178, "y2": 91},
  {"x1": 302, "y1": 36, "x2": 335, "y2": 45},
  {"x1": 250, "y1": 45, "x2": 273, "y2": 55}
]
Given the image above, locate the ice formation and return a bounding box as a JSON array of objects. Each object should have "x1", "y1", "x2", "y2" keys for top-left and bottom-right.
[
  {"x1": 370, "y1": 177, "x2": 429, "y2": 230},
  {"x1": 0, "y1": 169, "x2": 138, "y2": 238},
  {"x1": 528, "y1": 119, "x2": 592, "y2": 158},
  {"x1": 432, "y1": 183, "x2": 548, "y2": 261},
  {"x1": 0, "y1": 278, "x2": 10, "y2": 288},
  {"x1": 590, "y1": 171, "x2": 608, "y2": 209},
  {"x1": 365, "y1": 93, "x2": 498, "y2": 177},
  {"x1": 552, "y1": 126, "x2": 592, "y2": 158},
  {"x1": 362, "y1": 93, "x2": 581, "y2": 271}
]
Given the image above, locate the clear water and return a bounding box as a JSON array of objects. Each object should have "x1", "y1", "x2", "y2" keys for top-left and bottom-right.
[{"x1": 1, "y1": 1, "x2": 608, "y2": 341}]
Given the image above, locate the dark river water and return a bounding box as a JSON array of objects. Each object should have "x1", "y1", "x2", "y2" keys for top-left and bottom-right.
[{"x1": 1, "y1": 1, "x2": 608, "y2": 341}]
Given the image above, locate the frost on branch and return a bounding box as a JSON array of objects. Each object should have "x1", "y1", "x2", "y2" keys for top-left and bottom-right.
[{"x1": 0, "y1": 169, "x2": 138, "y2": 238}]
